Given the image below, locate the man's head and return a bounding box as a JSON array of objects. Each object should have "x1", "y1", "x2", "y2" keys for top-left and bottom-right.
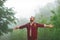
[{"x1": 30, "y1": 16, "x2": 35, "y2": 22}]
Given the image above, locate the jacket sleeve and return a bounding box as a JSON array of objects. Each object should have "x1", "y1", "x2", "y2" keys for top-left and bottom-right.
[
  {"x1": 19, "y1": 23, "x2": 28, "y2": 29},
  {"x1": 36, "y1": 23, "x2": 44, "y2": 27}
]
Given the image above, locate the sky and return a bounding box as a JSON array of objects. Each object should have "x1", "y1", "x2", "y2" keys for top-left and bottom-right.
[{"x1": 4, "y1": 0, "x2": 55, "y2": 19}]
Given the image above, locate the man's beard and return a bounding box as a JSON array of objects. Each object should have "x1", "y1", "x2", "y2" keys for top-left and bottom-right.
[{"x1": 30, "y1": 20, "x2": 34, "y2": 22}]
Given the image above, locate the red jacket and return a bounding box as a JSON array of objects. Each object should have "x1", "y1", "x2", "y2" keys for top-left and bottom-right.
[{"x1": 19, "y1": 22, "x2": 44, "y2": 40}]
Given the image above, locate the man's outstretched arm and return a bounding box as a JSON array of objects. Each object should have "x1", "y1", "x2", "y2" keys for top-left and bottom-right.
[
  {"x1": 37, "y1": 23, "x2": 53, "y2": 28},
  {"x1": 13, "y1": 23, "x2": 28, "y2": 30}
]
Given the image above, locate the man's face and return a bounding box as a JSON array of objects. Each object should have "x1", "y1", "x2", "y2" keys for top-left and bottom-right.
[{"x1": 30, "y1": 17, "x2": 35, "y2": 22}]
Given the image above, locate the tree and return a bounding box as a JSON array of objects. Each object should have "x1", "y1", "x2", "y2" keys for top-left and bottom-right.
[
  {"x1": 0, "y1": 0, "x2": 16, "y2": 35},
  {"x1": 51, "y1": 0, "x2": 60, "y2": 28},
  {"x1": 35, "y1": 0, "x2": 60, "y2": 40}
]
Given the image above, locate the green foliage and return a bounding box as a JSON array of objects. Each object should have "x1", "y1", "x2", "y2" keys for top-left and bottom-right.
[
  {"x1": 0, "y1": 0, "x2": 16, "y2": 35},
  {"x1": 0, "y1": 0, "x2": 6, "y2": 6},
  {"x1": 11, "y1": 29, "x2": 27, "y2": 40},
  {"x1": 35, "y1": 0, "x2": 60, "y2": 40},
  {"x1": 51, "y1": 6, "x2": 60, "y2": 28}
]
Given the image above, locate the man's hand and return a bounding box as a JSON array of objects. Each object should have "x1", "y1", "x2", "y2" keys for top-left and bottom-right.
[
  {"x1": 44, "y1": 24, "x2": 53, "y2": 28},
  {"x1": 49, "y1": 24, "x2": 53, "y2": 28},
  {"x1": 13, "y1": 26, "x2": 19, "y2": 30}
]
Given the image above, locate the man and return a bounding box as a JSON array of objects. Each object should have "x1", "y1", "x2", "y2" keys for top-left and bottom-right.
[{"x1": 14, "y1": 16, "x2": 53, "y2": 40}]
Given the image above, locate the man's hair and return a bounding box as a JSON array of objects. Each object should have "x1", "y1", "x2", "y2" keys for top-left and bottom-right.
[{"x1": 30, "y1": 16, "x2": 35, "y2": 19}]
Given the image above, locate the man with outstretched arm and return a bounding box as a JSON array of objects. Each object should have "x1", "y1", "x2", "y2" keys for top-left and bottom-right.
[{"x1": 13, "y1": 16, "x2": 53, "y2": 40}]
